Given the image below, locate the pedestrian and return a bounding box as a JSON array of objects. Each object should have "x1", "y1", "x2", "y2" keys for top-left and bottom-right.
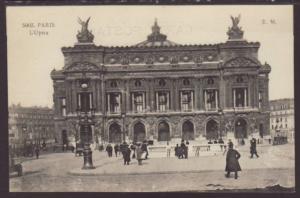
[
  {"x1": 114, "y1": 143, "x2": 120, "y2": 157},
  {"x1": 35, "y1": 145, "x2": 40, "y2": 159},
  {"x1": 136, "y1": 143, "x2": 143, "y2": 165},
  {"x1": 123, "y1": 145, "x2": 131, "y2": 165},
  {"x1": 250, "y1": 138, "x2": 259, "y2": 158},
  {"x1": 130, "y1": 143, "x2": 136, "y2": 159},
  {"x1": 175, "y1": 144, "x2": 179, "y2": 157},
  {"x1": 180, "y1": 139, "x2": 186, "y2": 159},
  {"x1": 268, "y1": 138, "x2": 272, "y2": 144},
  {"x1": 195, "y1": 146, "x2": 200, "y2": 157},
  {"x1": 225, "y1": 143, "x2": 241, "y2": 179},
  {"x1": 141, "y1": 140, "x2": 149, "y2": 159},
  {"x1": 166, "y1": 141, "x2": 171, "y2": 158},
  {"x1": 106, "y1": 143, "x2": 113, "y2": 157},
  {"x1": 185, "y1": 141, "x2": 189, "y2": 159}
]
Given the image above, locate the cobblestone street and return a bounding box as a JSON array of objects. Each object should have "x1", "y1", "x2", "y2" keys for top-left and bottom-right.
[{"x1": 9, "y1": 144, "x2": 295, "y2": 192}]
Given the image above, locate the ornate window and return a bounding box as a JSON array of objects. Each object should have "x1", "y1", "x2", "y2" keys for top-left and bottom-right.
[
  {"x1": 259, "y1": 91, "x2": 263, "y2": 108},
  {"x1": 180, "y1": 91, "x2": 194, "y2": 111},
  {"x1": 110, "y1": 80, "x2": 117, "y2": 88},
  {"x1": 107, "y1": 93, "x2": 121, "y2": 113},
  {"x1": 132, "y1": 92, "x2": 145, "y2": 113},
  {"x1": 204, "y1": 89, "x2": 218, "y2": 110},
  {"x1": 233, "y1": 88, "x2": 248, "y2": 108},
  {"x1": 237, "y1": 76, "x2": 243, "y2": 83},
  {"x1": 135, "y1": 80, "x2": 142, "y2": 87},
  {"x1": 158, "y1": 79, "x2": 166, "y2": 87},
  {"x1": 207, "y1": 78, "x2": 214, "y2": 85},
  {"x1": 61, "y1": 97, "x2": 66, "y2": 116},
  {"x1": 156, "y1": 91, "x2": 170, "y2": 111},
  {"x1": 77, "y1": 93, "x2": 93, "y2": 112},
  {"x1": 183, "y1": 78, "x2": 190, "y2": 86}
]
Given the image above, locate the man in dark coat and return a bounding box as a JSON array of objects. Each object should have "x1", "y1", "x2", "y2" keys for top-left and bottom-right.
[
  {"x1": 123, "y1": 145, "x2": 131, "y2": 165},
  {"x1": 35, "y1": 145, "x2": 40, "y2": 159},
  {"x1": 141, "y1": 141, "x2": 149, "y2": 159},
  {"x1": 114, "y1": 144, "x2": 120, "y2": 157},
  {"x1": 225, "y1": 143, "x2": 241, "y2": 179},
  {"x1": 106, "y1": 144, "x2": 113, "y2": 157},
  {"x1": 250, "y1": 138, "x2": 259, "y2": 158}
]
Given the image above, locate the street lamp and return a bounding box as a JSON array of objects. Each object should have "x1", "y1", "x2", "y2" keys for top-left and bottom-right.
[
  {"x1": 121, "y1": 113, "x2": 126, "y2": 142},
  {"x1": 76, "y1": 80, "x2": 95, "y2": 170}
]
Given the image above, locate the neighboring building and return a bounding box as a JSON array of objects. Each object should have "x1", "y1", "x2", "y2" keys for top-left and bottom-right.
[
  {"x1": 51, "y1": 17, "x2": 271, "y2": 145},
  {"x1": 8, "y1": 104, "x2": 56, "y2": 149},
  {"x1": 269, "y1": 98, "x2": 294, "y2": 142}
]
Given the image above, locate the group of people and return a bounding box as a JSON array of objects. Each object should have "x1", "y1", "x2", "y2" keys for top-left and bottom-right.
[
  {"x1": 174, "y1": 140, "x2": 190, "y2": 159},
  {"x1": 105, "y1": 141, "x2": 149, "y2": 166}
]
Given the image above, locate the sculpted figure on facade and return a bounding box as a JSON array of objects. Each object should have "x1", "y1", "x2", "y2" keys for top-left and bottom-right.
[
  {"x1": 77, "y1": 17, "x2": 94, "y2": 43},
  {"x1": 227, "y1": 14, "x2": 244, "y2": 40}
]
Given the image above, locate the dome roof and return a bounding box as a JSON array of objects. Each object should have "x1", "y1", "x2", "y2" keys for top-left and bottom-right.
[{"x1": 134, "y1": 19, "x2": 179, "y2": 47}]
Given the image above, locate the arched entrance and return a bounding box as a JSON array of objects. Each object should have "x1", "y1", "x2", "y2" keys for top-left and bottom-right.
[
  {"x1": 206, "y1": 120, "x2": 219, "y2": 140},
  {"x1": 80, "y1": 125, "x2": 92, "y2": 143},
  {"x1": 235, "y1": 118, "x2": 247, "y2": 138},
  {"x1": 109, "y1": 123, "x2": 122, "y2": 143},
  {"x1": 133, "y1": 122, "x2": 146, "y2": 142},
  {"x1": 259, "y1": 123, "x2": 264, "y2": 138},
  {"x1": 62, "y1": 130, "x2": 68, "y2": 145},
  {"x1": 182, "y1": 120, "x2": 194, "y2": 140},
  {"x1": 158, "y1": 121, "x2": 170, "y2": 141}
]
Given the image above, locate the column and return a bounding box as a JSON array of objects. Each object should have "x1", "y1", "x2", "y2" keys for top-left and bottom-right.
[
  {"x1": 204, "y1": 90, "x2": 207, "y2": 110},
  {"x1": 72, "y1": 81, "x2": 77, "y2": 113},
  {"x1": 166, "y1": 92, "x2": 170, "y2": 111},
  {"x1": 143, "y1": 92, "x2": 146, "y2": 111},
  {"x1": 191, "y1": 91, "x2": 194, "y2": 110},
  {"x1": 215, "y1": 90, "x2": 218, "y2": 109},
  {"x1": 101, "y1": 77, "x2": 106, "y2": 114},
  {"x1": 233, "y1": 89, "x2": 236, "y2": 108},
  {"x1": 156, "y1": 92, "x2": 159, "y2": 111},
  {"x1": 89, "y1": 93, "x2": 93, "y2": 109},
  {"x1": 131, "y1": 93, "x2": 135, "y2": 112},
  {"x1": 244, "y1": 89, "x2": 247, "y2": 107},
  {"x1": 78, "y1": 94, "x2": 81, "y2": 109},
  {"x1": 107, "y1": 94, "x2": 110, "y2": 113},
  {"x1": 125, "y1": 81, "x2": 130, "y2": 112},
  {"x1": 195, "y1": 80, "x2": 199, "y2": 110}
]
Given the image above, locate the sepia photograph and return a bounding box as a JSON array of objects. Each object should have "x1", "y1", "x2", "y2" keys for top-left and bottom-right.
[{"x1": 6, "y1": 4, "x2": 294, "y2": 192}]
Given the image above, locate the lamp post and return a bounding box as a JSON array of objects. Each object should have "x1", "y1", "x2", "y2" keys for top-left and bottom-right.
[
  {"x1": 77, "y1": 81, "x2": 95, "y2": 170},
  {"x1": 121, "y1": 113, "x2": 126, "y2": 142}
]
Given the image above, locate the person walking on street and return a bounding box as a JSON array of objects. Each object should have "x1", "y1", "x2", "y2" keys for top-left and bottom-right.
[
  {"x1": 166, "y1": 142, "x2": 171, "y2": 158},
  {"x1": 250, "y1": 138, "x2": 259, "y2": 158},
  {"x1": 141, "y1": 140, "x2": 149, "y2": 159},
  {"x1": 123, "y1": 145, "x2": 131, "y2": 165},
  {"x1": 136, "y1": 144, "x2": 143, "y2": 165},
  {"x1": 35, "y1": 145, "x2": 40, "y2": 159},
  {"x1": 130, "y1": 143, "x2": 136, "y2": 159},
  {"x1": 114, "y1": 144, "x2": 120, "y2": 157},
  {"x1": 106, "y1": 143, "x2": 113, "y2": 157},
  {"x1": 175, "y1": 144, "x2": 179, "y2": 157},
  {"x1": 185, "y1": 141, "x2": 190, "y2": 159},
  {"x1": 225, "y1": 143, "x2": 241, "y2": 179}
]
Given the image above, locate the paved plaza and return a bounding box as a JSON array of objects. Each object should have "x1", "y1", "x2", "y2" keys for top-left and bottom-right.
[{"x1": 9, "y1": 143, "x2": 295, "y2": 192}]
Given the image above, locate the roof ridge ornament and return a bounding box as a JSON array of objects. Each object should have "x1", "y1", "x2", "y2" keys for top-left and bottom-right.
[
  {"x1": 227, "y1": 14, "x2": 244, "y2": 40},
  {"x1": 147, "y1": 18, "x2": 167, "y2": 42},
  {"x1": 76, "y1": 17, "x2": 94, "y2": 44}
]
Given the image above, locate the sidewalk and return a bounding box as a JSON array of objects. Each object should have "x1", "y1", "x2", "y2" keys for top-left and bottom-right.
[{"x1": 68, "y1": 145, "x2": 294, "y2": 176}]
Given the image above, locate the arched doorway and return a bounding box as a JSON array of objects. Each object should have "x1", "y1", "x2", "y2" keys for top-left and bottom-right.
[
  {"x1": 158, "y1": 121, "x2": 170, "y2": 141},
  {"x1": 206, "y1": 120, "x2": 219, "y2": 140},
  {"x1": 182, "y1": 120, "x2": 194, "y2": 140},
  {"x1": 259, "y1": 123, "x2": 264, "y2": 138},
  {"x1": 133, "y1": 122, "x2": 146, "y2": 142},
  {"x1": 80, "y1": 125, "x2": 92, "y2": 143},
  {"x1": 62, "y1": 130, "x2": 68, "y2": 145},
  {"x1": 109, "y1": 123, "x2": 122, "y2": 143},
  {"x1": 235, "y1": 118, "x2": 247, "y2": 138}
]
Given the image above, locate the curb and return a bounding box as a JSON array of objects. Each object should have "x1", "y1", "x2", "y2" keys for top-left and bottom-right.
[{"x1": 67, "y1": 167, "x2": 293, "y2": 177}]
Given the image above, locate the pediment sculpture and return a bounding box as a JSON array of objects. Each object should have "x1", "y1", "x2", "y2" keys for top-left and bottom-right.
[
  {"x1": 224, "y1": 57, "x2": 259, "y2": 67},
  {"x1": 65, "y1": 62, "x2": 99, "y2": 72}
]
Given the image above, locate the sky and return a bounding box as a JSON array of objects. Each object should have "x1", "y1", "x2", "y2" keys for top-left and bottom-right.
[{"x1": 6, "y1": 5, "x2": 293, "y2": 107}]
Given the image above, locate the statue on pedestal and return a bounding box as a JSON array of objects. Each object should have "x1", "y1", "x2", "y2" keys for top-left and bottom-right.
[
  {"x1": 227, "y1": 14, "x2": 244, "y2": 40},
  {"x1": 77, "y1": 17, "x2": 94, "y2": 43}
]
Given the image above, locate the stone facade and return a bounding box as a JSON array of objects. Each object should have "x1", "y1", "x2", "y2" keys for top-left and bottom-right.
[
  {"x1": 8, "y1": 104, "x2": 55, "y2": 148},
  {"x1": 269, "y1": 98, "x2": 294, "y2": 142},
  {"x1": 51, "y1": 17, "x2": 271, "y2": 144}
]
